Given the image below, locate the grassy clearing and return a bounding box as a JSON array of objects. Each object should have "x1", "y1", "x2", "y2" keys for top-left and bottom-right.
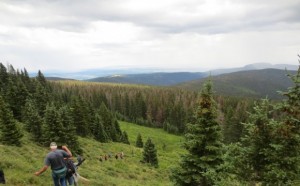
[{"x1": 0, "y1": 121, "x2": 184, "y2": 186}]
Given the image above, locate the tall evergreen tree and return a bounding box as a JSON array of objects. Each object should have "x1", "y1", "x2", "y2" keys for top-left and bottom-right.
[
  {"x1": 0, "y1": 63, "x2": 9, "y2": 96},
  {"x1": 93, "y1": 113, "x2": 109, "y2": 143},
  {"x1": 171, "y1": 81, "x2": 223, "y2": 186},
  {"x1": 240, "y1": 99, "x2": 278, "y2": 184},
  {"x1": 236, "y1": 61, "x2": 300, "y2": 185},
  {"x1": 43, "y1": 103, "x2": 65, "y2": 145},
  {"x1": 136, "y1": 133, "x2": 144, "y2": 148},
  {"x1": 99, "y1": 102, "x2": 116, "y2": 141},
  {"x1": 267, "y1": 62, "x2": 300, "y2": 184},
  {"x1": 22, "y1": 99, "x2": 43, "y2": 143},
  {"x1": 58, "y1": 105, "x2": 83, "y2": 155},
  {"x1": 142, "y1": 137, "x2": 158, "y2": 167},
  {"x1": 0, "y1": 96, "x2": 23, "y2": 146},
  {"x1": 70, "y1": 96, "x2": 90, "y2": 137},
  {"x1": 168, "y1": 103, "x2": 186, "y2": 134},
  {"x1": 34, "y1": 81, "x2": 49, "y2": 117},
  {"x1": 36, "y1": 70, "x2": 47, "y2": 88},
  {"x1": 113, "y1": 118, "x2": 122, "y2": 141},
  {"x1": 120, "y1": 131, "x2": 130, "y2": 145}
]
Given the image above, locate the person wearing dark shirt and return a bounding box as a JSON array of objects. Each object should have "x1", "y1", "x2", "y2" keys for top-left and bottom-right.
[{"x1": 34, "y1": 142, "x2": 72, "y2": 186}]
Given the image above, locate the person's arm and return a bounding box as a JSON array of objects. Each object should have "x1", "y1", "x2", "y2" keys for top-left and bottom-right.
[
  {"x1": 62, "y1": 146, "x2": 72, "y2": 157},
  {"x1": 34, "y1": 165, "x2": 48, "y2": 176}
]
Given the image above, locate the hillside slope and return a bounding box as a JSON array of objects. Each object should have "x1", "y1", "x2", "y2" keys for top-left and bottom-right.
[
  {"x1": 85, "y1": 72, "x2": 206, "y2": 86},
  {"x1": 0, "y1": 121, "x2": 184, "y2": 186},
  {"x1": 175, "y1": 69, "x2": 296, "y2": 99}
]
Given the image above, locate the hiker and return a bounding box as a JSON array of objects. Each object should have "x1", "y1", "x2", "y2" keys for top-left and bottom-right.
[
  {"x1": 0, "y1": 169, "x2": 5, "y2": 184},
  {"x1": 34, "y1": 142, "x2": 72, "y2": 186}
]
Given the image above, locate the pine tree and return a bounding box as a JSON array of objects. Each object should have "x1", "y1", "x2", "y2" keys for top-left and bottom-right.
[
  {"x1": 266, "y1": 61, "x2": 300, "y2": 184},
  {"x1": 70, "y1": 96, "x2": 90, "y2": 137},
  {"x1": 0, "y1": 63, "x2": 9, "y2": 95},
  {"x1": 93, "y1": 114, "x2": 109, "y2": 143},
  {"x1": 58, "y1": 105, "x2": 83, "y2": 155},
  {"x1": 120, "y1": 131, "x2": 130, "y2": 145},
  {"x1": 22, "y1": 99, "x2": 43, "y2": 143},
  {"x1": 171, "y1": 80, "x2": 223, "y2": 186},
  {"x1": 0, "y1": 96, "x2": 23, "y2": 146},
  {"x1": 34, "y1": 81, "x2": 49, "y2": 117},
  {"x1": 240, "y1": 99, "x2": 277, "y2": 184},
  {"x1": 98, "y1": 102, "x2": 116, "y2": 141},
  {"x1": 134, "y1": 92, "x2": 147, "y2": 119},
  {"x1": 238, "y1": 61, "x2": 300, "y2": 185},
  {"x1": 36, "y1": 70, "x2": 47, "y2": 88},
  {"x1": 43, "y1": 103, "x2": 65, "y2": 145},
  {"x1": 136, "y1": 133, "x2": 144, "y2": 148},
  {"x1": 113, "y1": 118, "x2": 122, "y2": 141},
  {"x1": 142, "y1": 137, "x2": 158, "y2": 167}
]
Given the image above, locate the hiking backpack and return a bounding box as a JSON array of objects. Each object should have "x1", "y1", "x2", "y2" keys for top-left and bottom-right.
[{"x1": 65, "y1": 159, "x2": 76, "y2": 178}]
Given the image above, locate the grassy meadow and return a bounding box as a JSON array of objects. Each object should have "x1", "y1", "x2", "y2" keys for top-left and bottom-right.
[{"x1": 0, "y1": 121, "x2": 184, "y2": 186}]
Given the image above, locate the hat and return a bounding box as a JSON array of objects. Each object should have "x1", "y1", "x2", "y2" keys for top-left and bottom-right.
[{"x1": 50, "y1": 142, "x2": 57, "y2": 149}]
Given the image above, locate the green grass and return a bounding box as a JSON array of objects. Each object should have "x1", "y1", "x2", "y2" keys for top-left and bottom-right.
[{"x1": 0, "y1": 121, "x2": 184, "y2": 186}]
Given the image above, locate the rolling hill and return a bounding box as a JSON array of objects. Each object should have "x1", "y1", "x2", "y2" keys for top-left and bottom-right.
[
  {"x1": 85, "y1": 72, "x2": 207, "y2": 86},
  {"x1": 84, "y1": 63, "x2": 298, "y2": 87},
  {"x1": 175, "y1": 69, "x2": 297, "y2": 99}
]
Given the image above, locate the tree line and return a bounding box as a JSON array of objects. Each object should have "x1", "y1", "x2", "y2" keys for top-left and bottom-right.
[
  {"x1": 0, "y1": 62, "x2": 257, "y2": 150},
  {"x1": 50, "y1": 79, "x2": 256, "y2": 143},
  {"x1": 0, "y1": 63, "x2": 130, "y2": 154}
]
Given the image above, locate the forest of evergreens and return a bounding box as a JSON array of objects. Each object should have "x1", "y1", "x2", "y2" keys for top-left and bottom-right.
[{"x1": 0, "y1": 61, "x2": 299, "y2": 185}]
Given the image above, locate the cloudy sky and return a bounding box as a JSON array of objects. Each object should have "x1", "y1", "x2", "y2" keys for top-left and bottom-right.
[{"x1": 0, "y1": 0, "x2": 300, "y2": 73}]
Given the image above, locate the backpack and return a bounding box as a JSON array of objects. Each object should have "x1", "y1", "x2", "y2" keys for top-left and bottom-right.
[{"x1": 65, "y1": 159, "x2": 76, "y2": 178}]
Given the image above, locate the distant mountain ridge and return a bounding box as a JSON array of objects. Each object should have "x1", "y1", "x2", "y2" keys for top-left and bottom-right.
[
  {"x1": 175, "y1": 68, "x2": 297, "y2": 99},
  {"x1": 34, "y1": 63, "x2": 298, "y2": 81},
  {"x1": 42, "y1": 63, "x2": 298, "y2": 99},
  {"x1": 83, "y1": 63, "x2": 297, "y2": 86},
  {"x1": 85, "y1": 72, "x2": 207, "y2": 86},
  {"x1": 208, "y1": 63, "x2": 298, "y2": 76}
]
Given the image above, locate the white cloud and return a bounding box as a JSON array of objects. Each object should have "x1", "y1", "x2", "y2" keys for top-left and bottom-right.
[{"x1": 0, "y1": 0, "x2": 299, "y2": 73}]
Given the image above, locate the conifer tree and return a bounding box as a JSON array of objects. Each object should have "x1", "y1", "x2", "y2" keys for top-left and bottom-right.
[
  {"x1": 120, "y1": 131, "x2": 130, "y2": 145},
  {"x1": 240, "y1": 99, "x2": 277, "y2": 184},
  {"x1": 10, "y1": 76, "x2": 29, "y2": 120},
  {"x1": 0, "y1": 63, "x2": 9, "y2": 94},
  {"x1": 36, "y1": 70, "x2": 47, "y2": 88},
  {"x1": 58, "y1": 105, "x2": 83, "y2": 154},
  {"x1": 238, "y1": 61, "x2": 300, "y2": 185},
  {"x1": 142, "y1": 137, "x2": 158, "y2": 167},
  {"x1": 22, "y1": 99, "x2": 43, "y2": 143},
  {"x1": 266, "y1": 62, "x2": 300, "y2": 184},
  {"x1": 43, "y1": 103, "x2": 65, "y2": 145},
  {"x1": 93, "y1": 113, "x2": 109, "y2": 143},
  {"x1": 134, "y1": 92, "x2": 147, "y2": 119},
  {"x1": 34, "y1": 81, "x2": 49, "y2": 117},
  {"x1": 0, "y1": 96, "x2": 23, "y2": 146},
  {"x1": 171, "y1": 81, "x2": 223, "y2": 186},
  {"x1": 70, "y1": 96, "x2": 90, "y2": 137},
  {"x1": 136, "y1": 133, "x2": 143, "y2": 148},
  {"x1": 99, "y1": 102, "x2": 116, "y2": 141},
  {"x1": 113, "y1": 118, "x2": 122, "y2": 141}
]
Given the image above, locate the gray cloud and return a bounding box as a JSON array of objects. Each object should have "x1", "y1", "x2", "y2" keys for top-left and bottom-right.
[
  {"x1": 2, "y1": 0, "x2": 300, "y2": 34},
  {"x1": 0, "y1": 0, "x2": 299, "y2": 72}
]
